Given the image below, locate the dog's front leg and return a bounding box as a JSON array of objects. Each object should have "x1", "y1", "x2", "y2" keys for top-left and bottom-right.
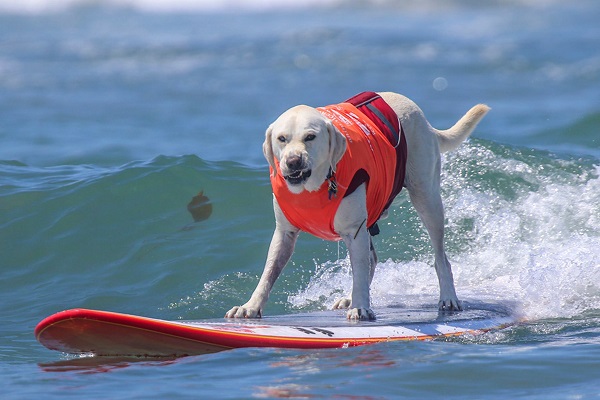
[
  {"x1": 334, "y1": 185, "x2": 375, "y2": 320},
  {"x1": 341, "y1": 225, "x2": 375, "y2": 320},
  {"x1": 332, "y1": 236, "x2": 377, "y2": 310},
  {"x1": 225, "y1": 198, "x2": 299, "y2": 318}
]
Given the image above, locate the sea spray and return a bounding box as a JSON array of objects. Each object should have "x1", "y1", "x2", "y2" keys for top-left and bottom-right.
[{"x1": 289, "y1": 140, "x2": 600, "y2": 320}]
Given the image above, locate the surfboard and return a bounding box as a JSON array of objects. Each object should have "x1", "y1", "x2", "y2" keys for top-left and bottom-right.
[{"x1": 35, "y1": 303, "x2": 516, "y2": 357}]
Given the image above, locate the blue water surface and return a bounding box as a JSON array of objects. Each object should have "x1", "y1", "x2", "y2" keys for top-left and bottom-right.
[{"x1": 1, "y1": 0, "x2": 599, "y2": 398}]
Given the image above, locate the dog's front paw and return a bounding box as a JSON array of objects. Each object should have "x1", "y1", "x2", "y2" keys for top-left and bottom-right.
[
  {"x1": 332, "y1": 297, "x2": 351, "y2": 309},
  {"x1": 347, "y1": 307, "x2": 375, "y2": 321},
  {"x1": 225, "y1": 305, "x2": 262, "y2": 318},
  {"x1": 438, "y1": 297, "x2": 462, "y2": 311}
]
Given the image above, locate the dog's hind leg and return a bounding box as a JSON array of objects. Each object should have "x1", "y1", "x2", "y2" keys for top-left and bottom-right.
[{"x1": 406, "y1": 168, "x2": 461, "y2": 311}]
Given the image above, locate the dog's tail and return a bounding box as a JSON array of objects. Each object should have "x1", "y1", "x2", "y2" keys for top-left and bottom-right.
[{"x1": 434, "y1": 104, "x2": 490, "y2": 153}]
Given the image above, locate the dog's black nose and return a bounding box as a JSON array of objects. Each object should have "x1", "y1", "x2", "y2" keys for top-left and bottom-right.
[{"x1": 286, "y1": 155, "x2": 303, "y2": 171}]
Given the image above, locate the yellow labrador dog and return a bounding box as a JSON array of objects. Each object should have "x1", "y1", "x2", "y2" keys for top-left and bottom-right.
[{"x1": 226, "y1": 92, "x2": 489, "y2": 320}]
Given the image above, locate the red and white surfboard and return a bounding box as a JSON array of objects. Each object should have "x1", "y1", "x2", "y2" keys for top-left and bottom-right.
[{"x1": 35, "y1": 305, "x2": 516, "y2": 357}]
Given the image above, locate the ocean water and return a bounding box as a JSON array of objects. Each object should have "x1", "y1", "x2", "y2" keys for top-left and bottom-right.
[{"x1": 1, "y1": 0, "x2": 600, "y2": 398}]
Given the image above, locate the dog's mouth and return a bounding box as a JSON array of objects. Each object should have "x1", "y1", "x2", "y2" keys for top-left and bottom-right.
[{"x1": 284, "y1": 169, "x2": 312, "y2": 185}]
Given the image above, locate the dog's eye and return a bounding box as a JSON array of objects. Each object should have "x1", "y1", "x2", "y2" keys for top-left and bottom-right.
[
  {"x1": 304, "y1": 134, "x2": 316, "y2": 142},
  {"x1": 277, "y1": 136, "x2": 287, "y2": 143}
]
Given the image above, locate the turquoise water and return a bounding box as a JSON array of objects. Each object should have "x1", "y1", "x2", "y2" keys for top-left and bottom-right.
[{"x1": 1, "y1": 1, "x2": 599, "y2": 398}]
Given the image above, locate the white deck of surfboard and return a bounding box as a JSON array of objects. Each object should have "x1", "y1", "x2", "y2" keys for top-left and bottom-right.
[{"x1": 177, "y1": 302, "x2": 516, "y2": 340}]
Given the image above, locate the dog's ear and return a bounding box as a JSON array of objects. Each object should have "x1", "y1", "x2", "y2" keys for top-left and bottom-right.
[
  {"x1": 327, "y1": 121, "x2": 347, "y2": 173},
  {"x1": 263, "y1": 124, "x2": 277, "y2": 177}
]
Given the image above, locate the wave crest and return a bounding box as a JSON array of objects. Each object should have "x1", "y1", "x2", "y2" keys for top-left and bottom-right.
[{"x1": 290, "y1": 141, "x2": 600, "y2": 321}]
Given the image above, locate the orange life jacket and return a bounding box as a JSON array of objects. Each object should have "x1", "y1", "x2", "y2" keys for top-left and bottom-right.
[{"x1": 270, "y1": 92, "x2": 407, "y2": 241}]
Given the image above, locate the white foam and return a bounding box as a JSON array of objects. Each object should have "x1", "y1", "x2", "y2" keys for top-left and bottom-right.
[{"x1": 289, "y1": 144, "x2": 600, "y2": 321}]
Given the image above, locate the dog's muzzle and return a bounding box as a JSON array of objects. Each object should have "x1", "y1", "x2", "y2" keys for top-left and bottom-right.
[{"x1": 284, "y1": 169, "x2": 312, "y2": 185}]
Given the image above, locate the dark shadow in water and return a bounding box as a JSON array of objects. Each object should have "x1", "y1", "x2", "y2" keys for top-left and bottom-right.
[{"x1": 38, "y1": 355, "x2": 181, "y2": 374}]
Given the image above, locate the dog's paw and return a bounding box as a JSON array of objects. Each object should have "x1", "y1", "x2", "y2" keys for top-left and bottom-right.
[
  {"x1": 438, "y1": 298, "x2": 463, "y2": 311},
  {"x1": 347, "y1": 307, "x2": 376, "y2": 321},
  {"x1": 332, "y1": 297, "x2": 351, "y2": 309},
  {"x1": 224, "y1": 305, "x2": 262, "y2": 318}
]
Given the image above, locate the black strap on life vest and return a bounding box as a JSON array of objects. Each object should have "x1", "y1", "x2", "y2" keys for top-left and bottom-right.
[{"x1": 344, "y1": 92, "x2": 408, "y2": 236}]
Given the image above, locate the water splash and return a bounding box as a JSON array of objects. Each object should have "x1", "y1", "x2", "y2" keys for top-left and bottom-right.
[{"x1": 289, "y1": 141, "x2": 600, "y2": 321}]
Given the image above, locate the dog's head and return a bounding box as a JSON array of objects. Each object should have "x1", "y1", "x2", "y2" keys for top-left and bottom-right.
[{"x1": 263, "y1": 105, "x2": 347, "y2": 193}]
